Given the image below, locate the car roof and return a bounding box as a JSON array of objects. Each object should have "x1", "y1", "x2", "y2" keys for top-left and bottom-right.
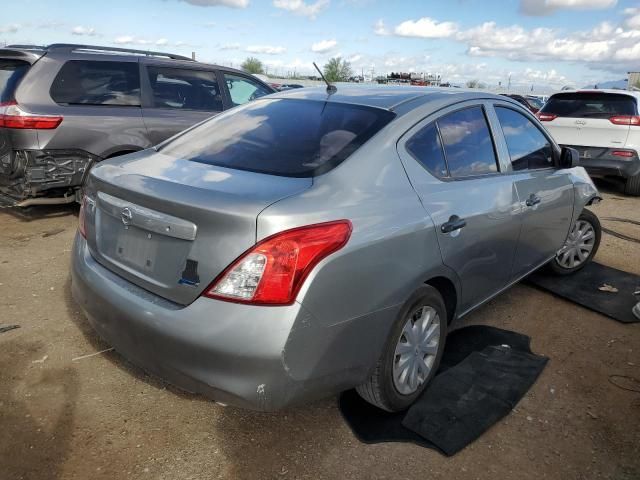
[
  {"x1": 269, "y1": 85, "x2": 509, "y2": 113},
  {"x1": 550, "y1": 89, "x2": 640, "y2": 100}
]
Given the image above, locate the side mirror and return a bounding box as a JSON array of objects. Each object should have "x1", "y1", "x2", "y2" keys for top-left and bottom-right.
[{"x1": 560, "y1": 146, "x2": 579, "y2": 169}]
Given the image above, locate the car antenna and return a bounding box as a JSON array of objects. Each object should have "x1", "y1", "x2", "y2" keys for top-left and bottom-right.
[{"x1": 313, "y1": 62, "x2": 337, "y2": 95}]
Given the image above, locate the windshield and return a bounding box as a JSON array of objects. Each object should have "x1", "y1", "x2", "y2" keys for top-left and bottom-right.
[
  {"x1": 0, "y1": 59, "x2": 29, "y2": 104},
  {"x1": 540, "y1": 92, "x2": 637, "y2": 119},
  {"x1": 159, "y1": 98, "x2": 396, "y2": 177},
  {"x1": 526, "y1": 97, "x2": 544, "y2": 109}
]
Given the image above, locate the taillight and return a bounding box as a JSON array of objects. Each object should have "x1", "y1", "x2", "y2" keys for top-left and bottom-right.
[
  {"x1": 78, "y1": 196, "x2": 87, "y2": 239},
  {"x1": 609, "y1": 115, "x2": 640, "y2": 126},
  {"x1": 0, "y1": 101, "x2": 62, "y2": 129},
  {"x1": 611, "y1": 150, "x2": 636, "y2": 158},
  {"x1": 536, "y1": 112, "x2": 557, "y2": 122},
  {"x1": 205, "y1": 220, "x2": 352, "y2": 305}
]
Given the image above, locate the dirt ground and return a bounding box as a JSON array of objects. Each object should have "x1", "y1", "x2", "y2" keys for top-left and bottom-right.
[{"x1": 1, "y1": 180, "x2": 639, "y2": 480}]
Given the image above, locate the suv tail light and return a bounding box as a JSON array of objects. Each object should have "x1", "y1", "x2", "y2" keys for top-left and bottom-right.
[
  {"x1": 536, "y1": 112, "x2": 557, "y2": 122},
  {"x1": 609, "y1": 115, "x2": 640, "y2": 126},
  {"x1": 0, "y1": 101, "x2": 63, "y2": 129},
  {"x1": 78, "y1": 195, "x2": 88, "y2": 238},
  {"x1": 205, "y1": 220, "x2": 352, "y2": 305},
  {"x1": 611, "y1": 150, "x2": 636, "y2": 158}
]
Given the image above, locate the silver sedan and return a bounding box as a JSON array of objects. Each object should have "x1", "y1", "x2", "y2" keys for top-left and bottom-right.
[{"x1": 71, "y1": 86, "x2": 601, "y2": 411}]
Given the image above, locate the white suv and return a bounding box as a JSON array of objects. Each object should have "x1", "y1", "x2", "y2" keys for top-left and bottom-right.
[{"x1": 537, "y1": 89, "x2": 640, "y2": 195}]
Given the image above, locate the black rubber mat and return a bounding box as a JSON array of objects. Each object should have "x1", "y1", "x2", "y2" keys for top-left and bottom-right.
[
  {"x1": 339, "y1": 326, "x2": 548, "y2": 455},
  {"x1": 527, "y1": 262, "x2": 640, "y2": 324}
]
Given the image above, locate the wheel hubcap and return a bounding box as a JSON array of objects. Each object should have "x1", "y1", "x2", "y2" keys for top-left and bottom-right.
[
  {"x1": 556, "y1": 219, "x2": 595, "y2": 269},
  {"x1": 392, "y1": 305, "x2": 441, "y2": 395}
]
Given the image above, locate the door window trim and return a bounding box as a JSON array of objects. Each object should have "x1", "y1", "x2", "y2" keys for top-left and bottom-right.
[
  {"x1": 487, "y1": 101, "x2": 561, "y2": 172},
  {"x1": 400, "y1": 102, "x2": 504, "y2": 182}
]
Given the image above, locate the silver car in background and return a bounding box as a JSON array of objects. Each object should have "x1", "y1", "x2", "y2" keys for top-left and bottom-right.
[{"x1": 71, "y1": 86, "x2": 601, "y2": 412}]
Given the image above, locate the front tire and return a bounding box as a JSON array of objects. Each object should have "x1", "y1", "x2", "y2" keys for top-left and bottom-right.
[
  {"x1": 548, "y1": 209, "x2": 601, "y2": 275},
  {"x1": 356, "y1": 286, "x2": 448, "y2": 412},
  {"x1": 624, "y1": 173, "x2": 640, "y2": 196}
]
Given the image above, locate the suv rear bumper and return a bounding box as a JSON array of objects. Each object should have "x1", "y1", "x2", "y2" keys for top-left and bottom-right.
[{"x1": 562, "y1": 145, "x2": 640, "y2": 179}]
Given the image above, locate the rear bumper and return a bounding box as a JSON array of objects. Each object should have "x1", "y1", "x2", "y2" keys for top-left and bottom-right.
[
  {"x1": 70, "y1": 234, "x2": 378, "y2": 410},
  {"x1": 562, "y1": 145, "x2": 640, "y2": 179}
]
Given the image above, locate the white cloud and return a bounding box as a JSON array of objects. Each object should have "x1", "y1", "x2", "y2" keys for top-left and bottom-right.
[
  {"x1": 311, "y1": 39, "x2": 337, "y2": 53},
  {"x1": 246, "y1": 45, "x2": 286, "y2": 54},
  {"x1": 373, "y1": 19, "x2": 389, "y2": 36},
  {"x1": 273, "y1": 0, "x2": 329, "y2": 19},
  {"x1": 156, "y1": 38, "x2": 169, "y2": 46},
  {"x1": 394, "y1": 17, "x2": 458, "y2": 38},
  {"x1": 519, "y1": 0, "x2": 616, "y2": 16},
  {"x1": 219, "y1": 43, "x2": 241, "y2": 50},
  {"x1": 72, "y1": 26, "x2": 98, "y2": 36},
  {"x1": 178, "y1": 0, "x2": 249, "y2": 7},
  {"x1": 0, "y1": 24, "x2": 20, "y2": 34}
]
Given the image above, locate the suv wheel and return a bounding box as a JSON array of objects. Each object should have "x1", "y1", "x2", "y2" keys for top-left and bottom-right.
[
  {"x1": 356, "y1": 286, "x2": 448, "y2": 412},
  {"x1": 548, "y1": 209, "x2": 601, "y2": 275},
  {"x1": 624, "y1": 173, "x2": 640, "y2": 196}
]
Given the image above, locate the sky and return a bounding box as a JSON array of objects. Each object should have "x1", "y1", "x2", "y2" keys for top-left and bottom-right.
[{"x1": 1, "y1": 0, "x2": 639, "y2": 89}]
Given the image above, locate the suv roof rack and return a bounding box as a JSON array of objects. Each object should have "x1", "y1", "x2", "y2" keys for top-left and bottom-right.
[{"x1": 6, "y1": 43, "x2": 194, "y2": 61}]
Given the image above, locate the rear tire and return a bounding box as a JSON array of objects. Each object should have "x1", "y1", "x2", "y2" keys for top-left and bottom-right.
[
  {"x1": 548, "y1": 209, "x2": 601, "y2": 275},
  {"x1": 356, "y1": 286, "x2": 448, "y2": 412},
  {"x1": 624, "y1": 173, "x2": 640, "y2": 196}
]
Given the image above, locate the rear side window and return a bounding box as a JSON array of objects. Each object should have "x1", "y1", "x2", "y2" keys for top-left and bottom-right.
[
  {"x1": 223, "y1": 73, "x2": 272, "y2": 106},
  {"x1": 438, "y1": 107, "x2": 498, "y2": 178},
  {"x1": 159, "y1": 98, "x2": 395, "y2": 177},
  {"x1": 146, "y1": 66, "x2": 222, "y2": 111},
  {"x1": 0, "y1": 59, "x2": 29, "y2": 103},
  {"x1": 50, "y1": 60, "x2": 141, "y2": 106},
  {"x1": 406, "y1": 123, "x2": 448, "y2": 178},
  {"x1": 495, "y1": 107, "x2": 553, "y2": 170},
  {"x1": 540, "y1": 92, "x2": 637, "y2": 119}
]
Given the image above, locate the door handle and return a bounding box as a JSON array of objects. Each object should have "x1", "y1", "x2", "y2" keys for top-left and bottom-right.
[
  {"x1": 526, "y1": 194, "x2": 542, "y2": 207},
  {"x1": 441, "y1": 215, "x2": 467, "y2": 234}
]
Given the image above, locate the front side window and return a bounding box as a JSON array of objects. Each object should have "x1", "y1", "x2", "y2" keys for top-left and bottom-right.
[
  {"x1": 438, "y1": 107, "x2": 498, "y2": 178},
  {"x1": 159, "y1": 98, "x2": 395, "y2": 177},
  {"x1": 223, "y1": 73, "x2": 272, "y2": 106},
  {"x1": 495, "y1": 107, "x2": 553, "y2": 171},
  {"x1": 146, "y1": 67, "x2": 222, "y2": 111},
  {"x1": 50, "y1": 60, "x2": 140, "y2": 106}
]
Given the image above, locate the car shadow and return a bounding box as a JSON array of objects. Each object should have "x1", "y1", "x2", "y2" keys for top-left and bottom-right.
[
  {"x1": 0, "y1": 337, "x2": 79, "y2": 480},
  {"x1": 212, "y1": 397, "x2": 344, "y2": 478}
]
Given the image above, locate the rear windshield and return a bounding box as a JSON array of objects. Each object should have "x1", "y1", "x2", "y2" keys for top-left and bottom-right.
[
  {"x1": 540, "y1": 92, "x2": 637, "y2": 119},
  {"x1": 0, "y1": 59, "x2": 29, "y2": 103},
  {"x1": 159, "y1": 98, "x2": 396, "y2": 177}
]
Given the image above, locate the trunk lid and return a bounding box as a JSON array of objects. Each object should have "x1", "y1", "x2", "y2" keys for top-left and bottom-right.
[{"x1": 85, "y1": 149, "x2": 312, "y2": 305}]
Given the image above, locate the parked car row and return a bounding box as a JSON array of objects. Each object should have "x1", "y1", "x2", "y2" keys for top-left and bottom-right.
[{"x1": 0, "y1": 44, "x2": 276, "y2": 206}]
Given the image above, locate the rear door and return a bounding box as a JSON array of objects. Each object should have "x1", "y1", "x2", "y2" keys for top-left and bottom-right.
[
  {"x1": 397, "y1": 101, "x2": 522, "y2": 313},
  {"x1": 538, "y1": 92, "x2": 635, "y2": 149},
  {"x1": 489, "y1": 102, "x2": 574, "y2": 279},
  {"x1": 140, "y1": 64, "x2": 224, "y2": 145}
]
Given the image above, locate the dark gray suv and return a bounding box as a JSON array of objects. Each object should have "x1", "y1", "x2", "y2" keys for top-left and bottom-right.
[{"x1": 0, "y1": 43, "x2": 275, "y2": 206}]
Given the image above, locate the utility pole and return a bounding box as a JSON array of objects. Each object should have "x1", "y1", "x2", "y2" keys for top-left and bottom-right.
[{"x1": 191, "y1": 51, "x2": 196, "y2": 60}]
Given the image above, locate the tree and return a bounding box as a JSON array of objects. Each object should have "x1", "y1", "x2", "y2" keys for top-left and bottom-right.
[
  {"x1": 323, "y1": 57, "x2": 353, "y2": 82},
  {"x1": 466, "y1": 79, "x2": 480, "y2": 88},
  {"x1": 241, "y1": 57, "x2": 264, "y2": 75}
]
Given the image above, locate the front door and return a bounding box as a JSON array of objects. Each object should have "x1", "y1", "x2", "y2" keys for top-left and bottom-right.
[
  {"x1": 489, "y1": 103, "x2": 574, "y2": 279},
  {"x1": 397, "y1": 102, "x2": 522, "y2": 314},
  {"x1": 140, "y1": 64, "x2": 224, "y2": 145}
]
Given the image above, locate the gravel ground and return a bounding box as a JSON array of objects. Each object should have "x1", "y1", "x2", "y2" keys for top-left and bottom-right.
[{"x1": 1, "y1": 181, "x2": 639, "y2": 480}]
